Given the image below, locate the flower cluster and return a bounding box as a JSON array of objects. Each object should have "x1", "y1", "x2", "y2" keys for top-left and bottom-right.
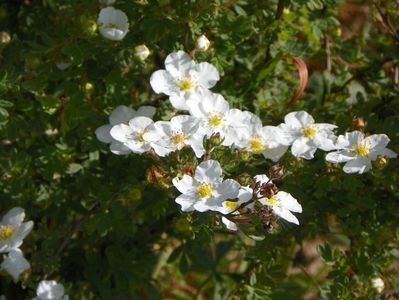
[
  {"x1": 0, "y1": 208, "x2": 67, "y2": 298},
  {"x1": 96, "y1": 50, "x2": 397, "y2": 232}
]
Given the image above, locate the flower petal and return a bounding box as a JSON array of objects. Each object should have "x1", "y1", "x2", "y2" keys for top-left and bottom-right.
[
  {"x1": 291, "y1": 137, "x2": 317, "y2": 159},
  {"x1": 109, "y1": 105, "x2": 136, "y2": 125},
  {"x1": 343, "y1": 157, "x2": 371, "y2": 174},
  {"x1": 326, "y1": 150, "x2": 355, "y2": 163},
  {"x1": 172, "y1": 175, "x2": 196, "y2": 195},
  {"x1": 273, "y1": 207, "x2": 300, "y2": 225},
  {"x1": 150, "y1": 70, "x2": 178, "y2": 95},
  {"x1": 110, "y1": 124, "x2": 134, "y2": 143},
  {"x1": 216, "y1": 179, "x2": 240, "y2": 200},
  {"x1": 277, "y1": 191, "x2": 302, "y2": 213},
  {"x1": 175, "y1": 194, "x2": 196, "y2": 212},
  {"x1": 136, "y1": 106, "x2": 156, "y2": 118},
  {"x1": 194, "y1": 62, "x2": 220, "y2": 89},
  {"x1": 95, "y1": 124, "x2": 113, "y2": 144},
  {"x1": 165, "y1": 51, "x2": 195, "y2": 77},
  {"x1": 195, "y1": 160, "x2": 222, "y2": 182},
  {"x1": 284, "y1": 111, "x2": 314, "y2": 128},
  {"x1": 2, "y1": 207, "x2": 25, "y2": 226},
  {"x1": 221, "y1": 217, "x2": 238, "y2": 231},
  {"x1": 109, "y1": 142, "x2": 131, "y2": 155}
]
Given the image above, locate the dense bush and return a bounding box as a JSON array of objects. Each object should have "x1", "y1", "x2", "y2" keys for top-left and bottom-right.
[{"x1": 0, "y1": 0, "x2": 398, "y2": 299}]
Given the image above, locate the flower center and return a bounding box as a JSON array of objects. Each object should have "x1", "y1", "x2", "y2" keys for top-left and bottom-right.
[
  {"x1": 178, "y1": 78, "x2": 194, "y2": 91},
  {"x1": 265, "y1": 195, "x2": 278, "y2": 207},
  {"x1": 208, "y1": 114, "x2": 223, "y2": 127},
  {"x1": 248, "y1": 137, "x2": 265, "y2": 153},
  {"x1": 172, "y1": 133, "x2": 186, "y2": 146},
  {"x1": 196, "y1": 183, "x2": 213, "y2": 198},
  {"x1": 224, "y1": 200, "x2": 239, "y2": 212},
  {"x1": 135, "y1": 129, "x2": 146, "y2": 143},
  {"x1": 0, "y1": 224, "x2": 15, "y2": 240},
  {"x1": 303, "y1": 126, "x2": 316, "y2": 137},
  {"x1": 103, "y1": 23, "x2": 120, "y2": 30},
  {"x1": 353, "y1": 144, "x2": 369, "y2": 156}
]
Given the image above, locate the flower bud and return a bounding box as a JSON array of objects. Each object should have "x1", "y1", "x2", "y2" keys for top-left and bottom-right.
[
  {"x1": 208, "y1": 133, "x2": 223, "y2": 147},
  {"x1": 84, "y1": 82, "x2": 94, "y2": 94},
  {"x1": 0, "y1": 32, "x2": 10, "y2": 46},
  {"x1": 196, "y1": 34, "x2": 210, "y2": 52},
  {"x1": 237, "y1": 173, "x2": 252, "y2": 186},
  {"x1": 374, "y1": 156, "x2": 388, "y2": 170},
  {"x1": 283, "y1": 8, "x2": 290, "y2": 15},
  {"x1": 335, "y1": 27, "x2": 342, "y2": 37},
  {"x1": 134, "y1": 44, "x2": 150, "y2": 61},
  {"x1": 238, "y1": 150, "x2": 251, "y2": 161},
  {"x1": 82, "y1": 19, "x2": 98, "y2": 35},
  {"x1": 371, "y1": 277, "x2": 384, "y2": 293},
  {"x1": 129, "y1": 187, "x2": 142, "y2": 203},
  {"x1": 146, "y1": 165, "x2": 168, "y2": 187},
  {"x1": 352, "y1": 117, "x2": 366, "y2": 130},
  {"x1": 269, "y1": 164, "x2": 285, "y2": 180}
]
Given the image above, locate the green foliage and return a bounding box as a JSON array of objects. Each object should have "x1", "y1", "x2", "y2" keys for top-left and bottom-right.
[{"x1": 0, "y1": 0, "x2": 398, "y2": 299}]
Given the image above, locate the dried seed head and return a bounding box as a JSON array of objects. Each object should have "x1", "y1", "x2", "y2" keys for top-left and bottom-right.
[
  {"x1": 259, "y1": 183, "x2": 279, "y2": 199},
  {"x1": 257, "y1": 206, "x2": 278, "y2": 233},
  {"x1": 269, "y1": 164, "x2": 285, "y2": 180}
]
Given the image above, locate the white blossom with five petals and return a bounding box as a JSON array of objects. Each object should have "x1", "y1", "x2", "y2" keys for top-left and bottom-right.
[
  {"x1": 95, "y1": 105, "x2": 156, "y2": 155},
  {"x1": 255, "y1": 175, "x2": 302, "y2": 225},
  {"x1": 278, "y1": 111, "x2": 337, "y2": 159},
  {"x1": 0, "y1": 207, "x2": 33, "y2": 253},
  {"x1": 110, "y1": 116, "x2": 154, "y2": 154},
  {"x1": 150, "y1": 51, "x2": 220, "y2": 110},
  {"x1": 143, "y1": 115, "x2": 205, "y2": 157},
  {"x1": 325, "y1": 131, "x2": 397, "y2": 174},
  {"x1": 173, "y1": 160, "x2": 241, "y2": 213}
]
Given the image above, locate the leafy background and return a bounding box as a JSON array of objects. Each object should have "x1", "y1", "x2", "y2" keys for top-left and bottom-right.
[{"x1": 0, "y1": 0, "x2": 398, "y2": 299}]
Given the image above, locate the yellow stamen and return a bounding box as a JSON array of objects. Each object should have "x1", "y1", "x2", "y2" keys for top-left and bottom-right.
[
  {"x1": 224, "y1": 200, "x2": 239, "y2": 211},
  {"x1": 135, "y1": 129, "x2": 146, "y2": 143},
  {"x1": 172, "y1": 133, "x2": 186, "y2": 145},
  {"x1": 265, "y1": 195, "x2": 278, "y2": 206},
  {"x1": 178, "y1": 78, "x2": 194, "y2": 91},
  {"x1": 303, "y1": 126, "x2": 316, "y2": 137},
  {"x1": 209, "y1": 115, "x2": 223, "y2": 127},
  {"x1": 353, "y1": 144, "x2": 369, "y2": 156},
  {"x1": 248, "y1": 137, "x2": 264, "y2": 153},
  {"x1": 196, "y1": 183, "x2": 213, "y2": 198},
  {"x1": 0, "y1": 225, "x2": 15, "y2": 240}
]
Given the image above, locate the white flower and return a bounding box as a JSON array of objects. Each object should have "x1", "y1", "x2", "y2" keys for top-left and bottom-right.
[
  {"x1": 110, "y1": 116, "x2": 153, "y2": 154},
  {"x1": 143, "y1": 115, "x2": 204, "y2": 157},
  {"x1": 371, "y1": 277, "x2": 384, "y2": 293},
  {"x1": 33, "y1": 280, "x2": 68, "y2": 300},
  {"x1": 172, "y1": 160, "x2": 241, "y2": 213},
  {"x1": 325, "y1": 131, "x2": 397, "y2": 174},
  {"x1": 0, "y1": 295, "x2": 5, "y2": 300},
  {"x1": 100, "y1": 0, "x2": 116, "y2": 5},
  {"x1": 150, "y1": 51, "x2": 220, "y2": 110},
  {"x1": 236, "y1": 115, "x2": 288, "y2": 161},
  {"x1": 0, "y1": 207, "x2": 33, "y2": 253},
  {"x1": 1, "y1": 249, "x2": 30, "y2": 280},
  {"x1": 196, "y1": 34, "x2": 210, "y2": 51},
  {"x1": 134, "y1": 44, "x2": 150, "y2": 61},
  {"x1": 220, "y1": 187, "x2": 253, "y2": 231},
  {"x1": 279, "y1": 111, "x2": 337, "y2": 159},
  {"x1": 95, "y1": 105, "x2": 156, "y2": 155},
  {"x1": 97, "y1": 7, "x2": 129, "y2": 41},
  {"x1": 255, "y1": 175, "x2": 302, "y2": 225}
]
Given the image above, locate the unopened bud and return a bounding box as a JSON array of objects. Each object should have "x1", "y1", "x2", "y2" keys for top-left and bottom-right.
[
  {"x1": 283, "y1": 8, "x2": 290, "y2": 15},
  {"x1": 0, "y1": 31, "x2": 11, "y2": 45},
  {"x1": 209, "y1": 133, "x2": 223, "y2": 147},
  {"x1": 374, "y1": 156, "x2": 388, "y2": 169},
  {"x1": 269, "y1": 164, "x2": 285, "y2": 180},
  {"x1": 129, "y1": 187, "x2": 142, "y2": 202},
  {"x1": 353, "y1": 117, "x2": 366, "y2": 130},
  {"x1": 238, "y1": 150, "x2": 251, "y2": 161},
  {"x1": 182, "y1": 164, "x2": 195, "y2": 176},
  {"x1": 335, "y1": 27, "x2": 342, "y2": 37},
  {"x1": 237, "y1": 173, "x2": 252, "y2": 186},
  {"x1": 371, "y1": 277, "x2": 384, "y2": 293},
  {"x1": 134, "y1": 44, "x2": 150, "y2": 61},
  {"x1": 84, "y1": 82, "x2": 94, "y2": 94},
  {"x1": 82, "y1": 19, "x2": 98, "y2": 35},
  {"x1": 196, "y1": 34, "x2": 210, "y2": 52}
]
